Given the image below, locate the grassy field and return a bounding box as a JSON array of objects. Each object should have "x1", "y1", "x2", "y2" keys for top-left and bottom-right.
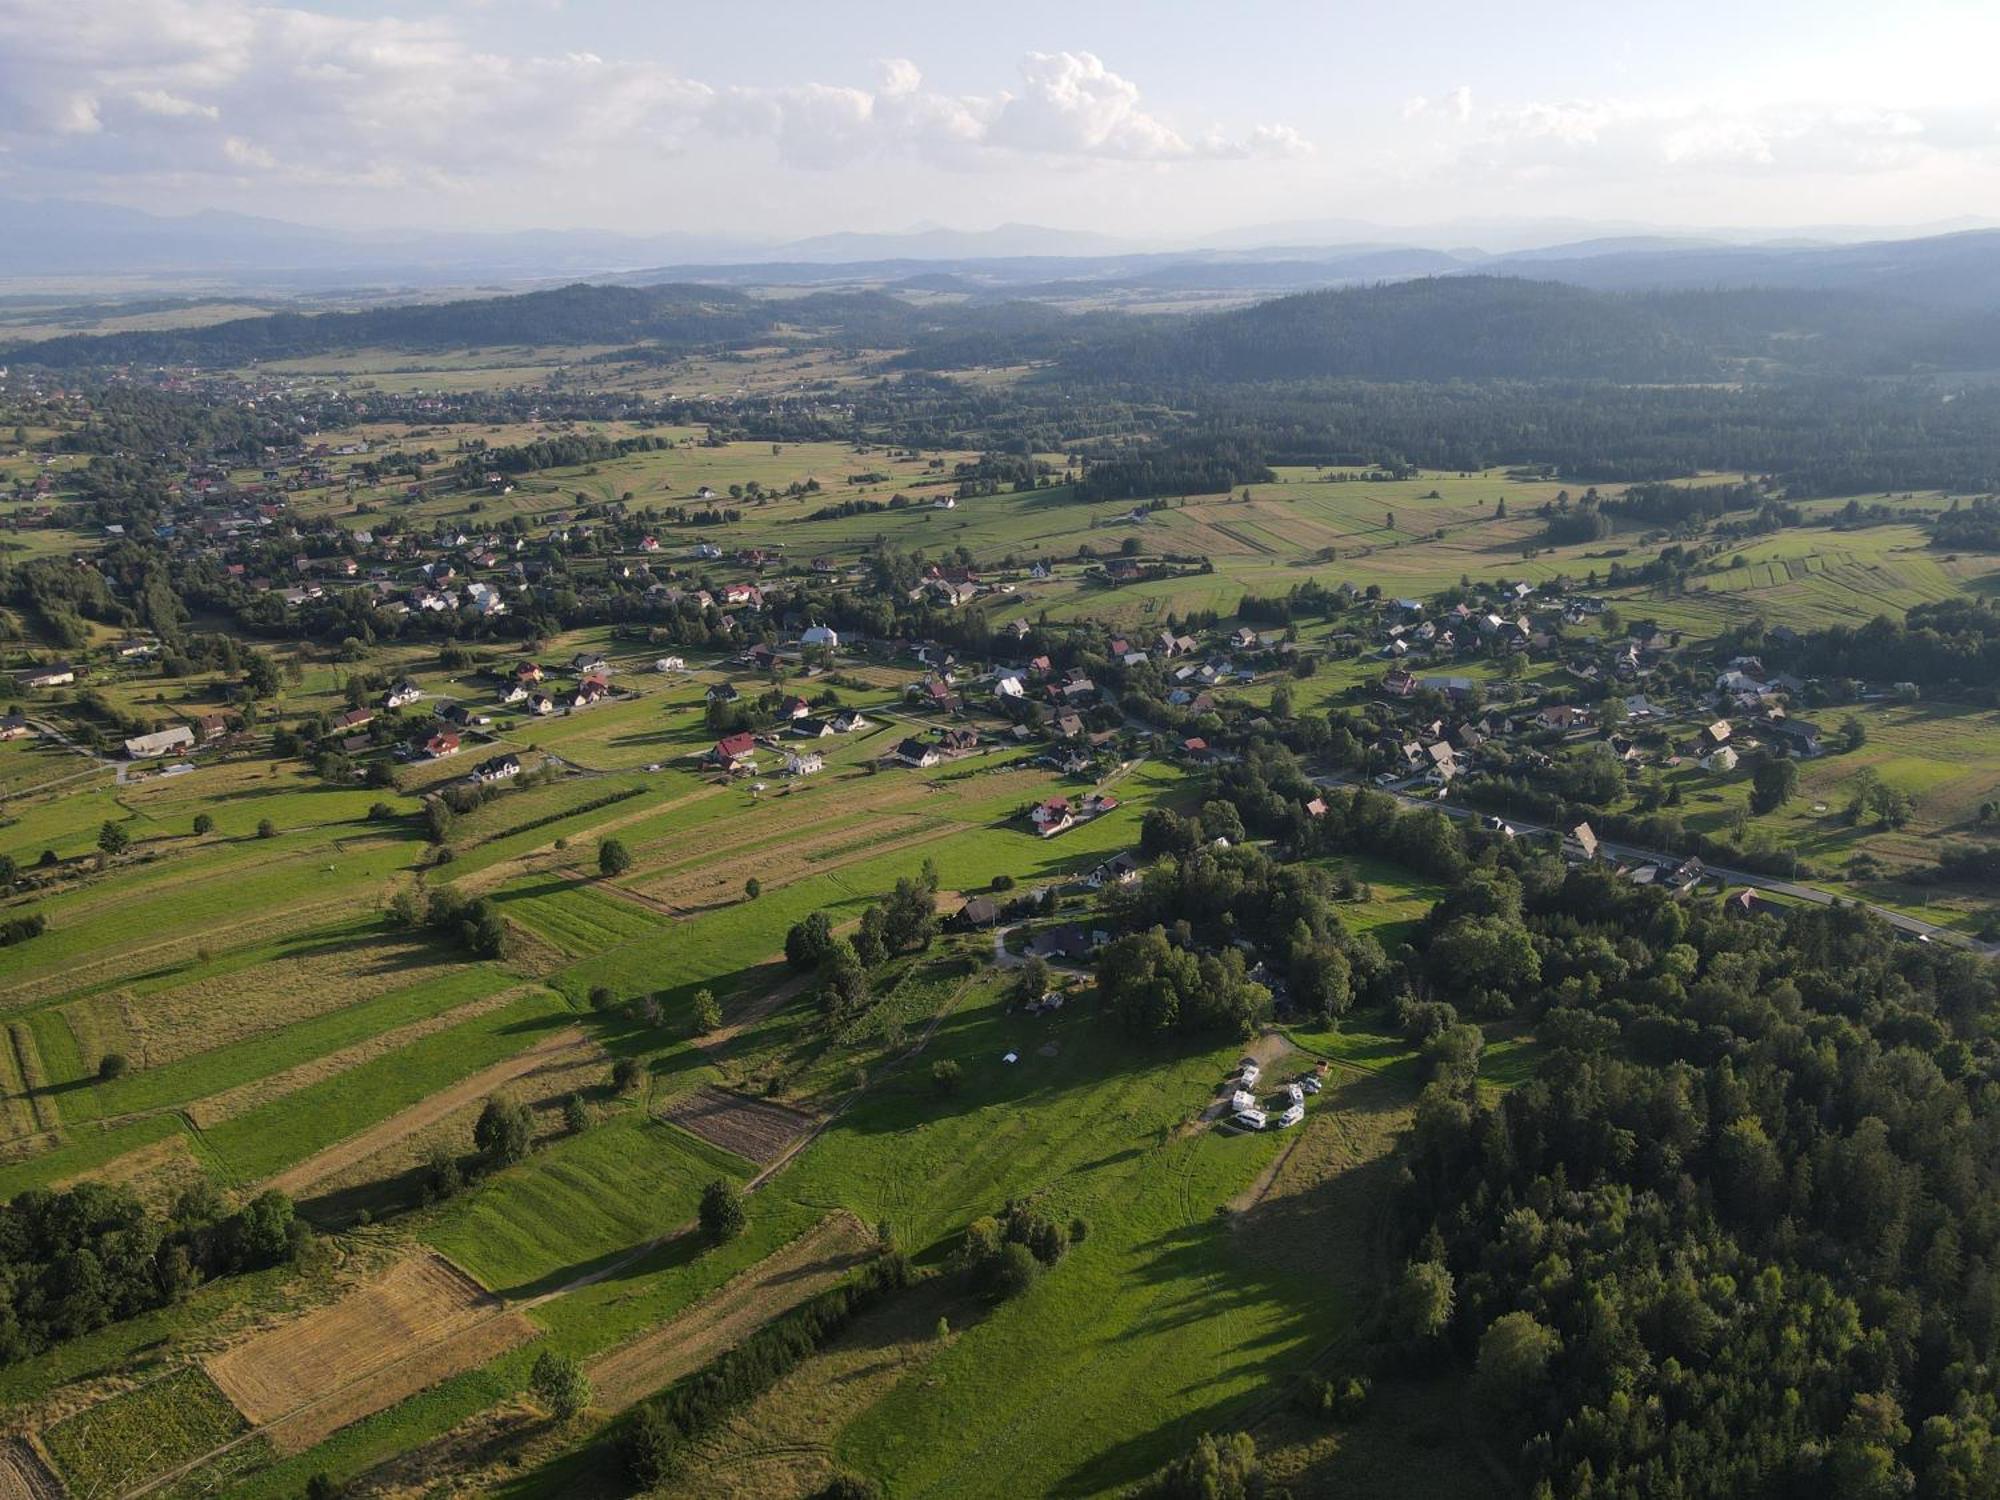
[{"x1": 0, "y1": 340, "x2": 1987, "y2": 1498}]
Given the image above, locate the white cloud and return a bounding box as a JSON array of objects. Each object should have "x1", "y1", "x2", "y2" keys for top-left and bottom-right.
[
  {"x1": 0, "y1": 3, "x2": 1307, "y2": 195},
  {"x1": 1459, "y1": 95, "x2": 1997, "y2": 182}
]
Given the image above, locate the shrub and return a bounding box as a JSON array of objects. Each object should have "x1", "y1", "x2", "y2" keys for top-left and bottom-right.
[
  {"x1": 588, "y1": 985, "x2": 616, "y2": 1012},
  {"x1": 192, "y1": 813, "x2": 214, "y2": 835},
  {"x1": 931, "y1": 1059, "x2": 962, "y2": 1096},
  {"x1": 256, "y1": 818, "x2": 277, "y2": 839},
  {"x1": 990, "y1": 1241, "x2": 1042, "y2": 1300},
  {"x1": 562, "y1": 1093, "x2": 589, "y2": 1133},
  {"x1": 692, "y1": 988, "x2": 723, "y2": 1034},
  {"x1": 529, "y1": 1349, "x2": 592, "y2": 1420},
  {"x1": 611, "y1": 1057, "x2": 643, "y2": 1094}
]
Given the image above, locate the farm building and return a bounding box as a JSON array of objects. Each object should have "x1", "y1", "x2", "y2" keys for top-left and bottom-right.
[
  {"x1": 19, "y1": 663, "x2": 75, "y2": 689},
  {"x1": 124, "y1": 725, "x2": 197, "y2": 759}
]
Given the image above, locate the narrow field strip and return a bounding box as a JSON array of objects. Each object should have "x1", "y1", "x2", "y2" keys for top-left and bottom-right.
[
  {"x1": 586, "y1": 1212, "x2": 876, "y2": 1413},
  {"x1": 253, "y1": 1016, "x2": 590, "y2": 1197}
]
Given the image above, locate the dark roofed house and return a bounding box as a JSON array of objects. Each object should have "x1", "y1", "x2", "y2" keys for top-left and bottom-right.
[
  {"x1": 951, "y1": 895, "x2": 1001, "y2": 930},
  {"x1": 1769, "y1": 718, "x2": 1825, "y2": 757}
]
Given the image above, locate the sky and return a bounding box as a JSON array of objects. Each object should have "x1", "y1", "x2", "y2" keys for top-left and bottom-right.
[{"x1": 3, "y1": 0, "x2": 1998, "y2": 245}]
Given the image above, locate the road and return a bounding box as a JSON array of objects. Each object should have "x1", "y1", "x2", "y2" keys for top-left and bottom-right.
[{"x1": 1312, "y1": 773, "x2": 1995, "y2": 955}]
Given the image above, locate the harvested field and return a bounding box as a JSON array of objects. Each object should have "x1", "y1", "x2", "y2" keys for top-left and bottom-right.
[
  {"x1": 659, "y1": 1086, "x2": 817, "y2": 1165},
  {"x1": 0, "y1": 1440, "x2": 62, "y2": 1500},
  {"x1": 205, "y1": 1252, "x2": 535, "y2": 1455},
  {"x1": 185, "y1": 984, "x2": 529, "y2": 1129},
  {"x1": 587, "y1": 1213, "x2": 876, "y2": 1413},
  {"x1": 262, "y1": 1024, "x2": 593, "y2": 1197},
  {"x1": 103, "y1": 934, "x2": 473, "y2": 1071},
  {"x1": 53, "y1": 1129, "x2": 205, "y2": 1209}
]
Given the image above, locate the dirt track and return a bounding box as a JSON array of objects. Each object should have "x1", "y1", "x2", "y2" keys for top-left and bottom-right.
[
  {"x1": 262, "y1": 1025, "x2": 592, "y2": 1197},
  {"x1": 206, "y1": 1251, "x2": 535, "y2": 1456},
  {"x1": 587, "y1": 1213, "x2": 875, "y2": 1413}
]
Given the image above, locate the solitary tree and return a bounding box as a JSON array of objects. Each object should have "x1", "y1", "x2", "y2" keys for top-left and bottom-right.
[
  {"x1": 474, "y1": 1095, "x2": 534, "y2": 1167},
  {"x1": 598, "y1": 837, "x2": 632, "y2": 877},
  {"x1": 699, "y1": 1178, "x2": 746, "y2": 1241},
  {"x1": 97, "y1": 820, "x2": 129, "y2": 856},
  {"x1": 1751, "y1": 756, "x2": 1800, "y2": 815},
  {"x1": 97, "y1": 1052, "x2": 130, "y2": 1081},
  {"x1": 192, "y1": 813, "x2": 214, "y2": 836},
  {"x1": 692, "y1": 988, "x2": 723, "y2": 1034}
]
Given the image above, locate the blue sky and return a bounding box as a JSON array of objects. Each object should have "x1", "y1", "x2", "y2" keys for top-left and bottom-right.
[{"x1": 3, "y1": 0, "x2": 1996, "y2": 242}]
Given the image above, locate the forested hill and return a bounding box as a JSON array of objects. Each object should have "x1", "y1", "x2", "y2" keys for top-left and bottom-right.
[
  {"x1": 15, "y1": 271, "x2": 2000, "y2": 381},
  {"x1": 1055, "y1": 276, "x2": 2000, "y2": 384}
]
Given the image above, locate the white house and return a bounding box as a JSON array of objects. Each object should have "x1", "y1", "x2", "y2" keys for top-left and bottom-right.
[
  {"x1": 784, "y1": 751, "x2": 824, "y2": 777},
  {"x1": 124, "y1": 725, "x2": 196, "y2": 759},
  {"x1": 383, "y1": 680, "x2": 423, "y2": 709},
  {"x1": 654, "y1": 656, "x2": 685, "y2": 673},
  {"x1": 1702, "y1": 746, "x2": 1740, "y2": 773},
  {"x1": 800, "y1": 624, "x2": 840, "y2": 649}
]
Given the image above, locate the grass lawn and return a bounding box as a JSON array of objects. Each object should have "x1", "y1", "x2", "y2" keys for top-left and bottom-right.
[{"x1": 423, "y1": 1113, "x2": 753, "y2": 1294}]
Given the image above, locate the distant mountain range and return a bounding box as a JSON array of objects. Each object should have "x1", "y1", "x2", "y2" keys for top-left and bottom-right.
[{"x1": 5, "y1": 198, "x2": 1999, "y2": 310}]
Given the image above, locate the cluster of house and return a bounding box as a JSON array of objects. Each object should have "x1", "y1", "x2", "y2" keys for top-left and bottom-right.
[
  {"x1": 1026, "y1": 788, "x2": 1121, "y2": 839},
  {"x1": 707, "y1": 701, "x2": 874, "y2": 778},
  {"x1": 1562, "y1": 820, "x2": 1711, "y2": 891},
  {"x1": 488, "y1": 652, "x2": 617, "y2": 717}
]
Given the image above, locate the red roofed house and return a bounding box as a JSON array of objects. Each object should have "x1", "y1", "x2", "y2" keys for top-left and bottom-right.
[
  {"x1": 713, "y1": 732, "x2": 758, "y2": 769},
  {"x1": 1031, "y1": 797, "x2": 1074, "y2": 837}
]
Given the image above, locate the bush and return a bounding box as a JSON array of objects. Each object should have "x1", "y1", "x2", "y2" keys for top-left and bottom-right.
[
  {"x1": 990, "y1": 872, "x2": 1016, "y2": 891},
  {"x1": 529, "y1": 1349, "x2": 592, "y2": 1420},
  {"x1": 562, "y1": 1093, "x2": 589, "y2": 1133},
  {"x1": 813, "y1": 1475, "x2": 882, "y2": 1500},
  {"x1": 256, "y1": 818, "x2": 277, "y2": 839},
  {"x1": 699, "y1": 1178, "x2": 746, "y2": 1242},
  {"x1": 611, "y1": 1057, "x2": 643, "y2": 1094},
  {"x1": 588, "y1": 985, "x2": 616, "y2": 1012},
  {"x1": 931, "y1": 1059, "x2": 962, "y2": 1096},
  {"x1": 744, "y1": 876, "x2": 762, "y2": 900},
  {"x1": 692, "y1": 988, "x2": 722, "y2": 1034},
  {"x1": 192, "y1": 813, "x2": 214, "y2": 835},
  {"x1": 990, "y1": 1241, "x2": 1042, "y2": 1299}
]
